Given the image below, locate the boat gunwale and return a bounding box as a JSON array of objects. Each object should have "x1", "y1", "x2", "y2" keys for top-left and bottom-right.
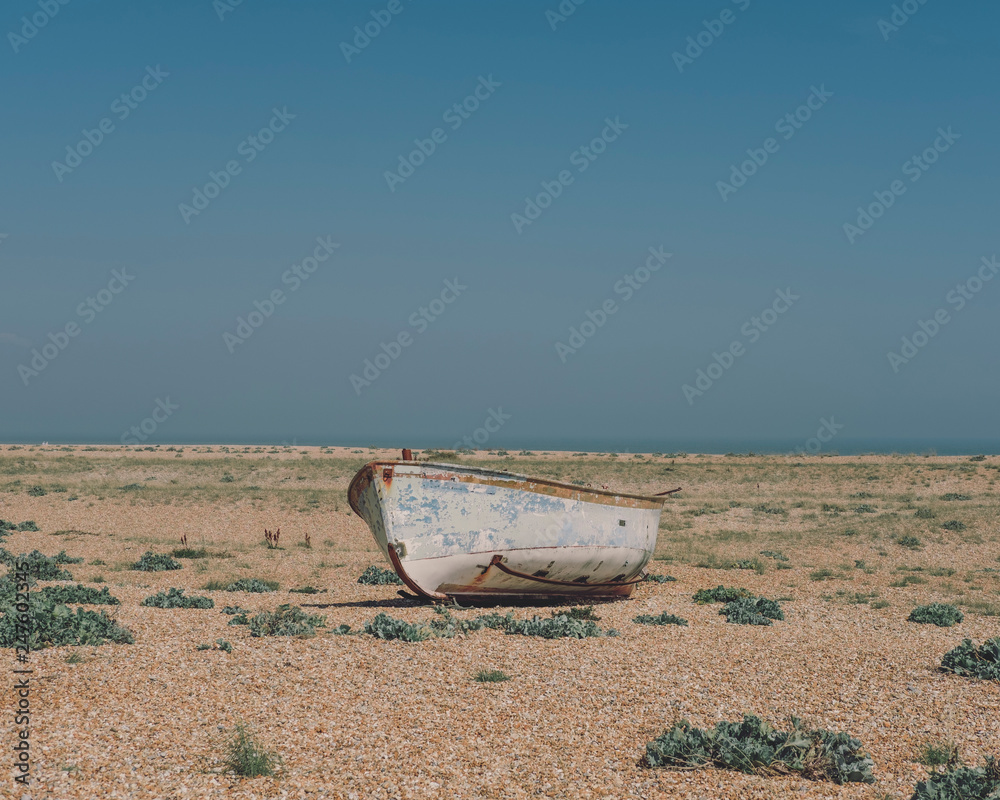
[
  {"x1": 381, "y1": 542, "x2": 653, "y2": 563},
  {"x1": 348, "y1": 460, "x2": 672, "y2": 514}
]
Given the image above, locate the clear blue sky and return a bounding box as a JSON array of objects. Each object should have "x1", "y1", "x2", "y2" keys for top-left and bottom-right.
[{"x1": 2, "y1": 0, "x2": 998, "y2": 451}]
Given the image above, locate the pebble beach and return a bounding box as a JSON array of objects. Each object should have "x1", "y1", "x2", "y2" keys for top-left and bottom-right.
[{"x1": 2, "y1": 445, "x2": 998, "y2": 799}]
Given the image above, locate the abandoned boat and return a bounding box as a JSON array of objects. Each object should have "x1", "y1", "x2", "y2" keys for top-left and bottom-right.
[{"x1": 348, "y1": 454, "x2": 679, "y2": 602}]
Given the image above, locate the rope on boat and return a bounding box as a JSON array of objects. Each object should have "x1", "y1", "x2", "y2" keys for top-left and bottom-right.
[{"x1": 484, "y1": 554, "x2": 648, "y2": 587}]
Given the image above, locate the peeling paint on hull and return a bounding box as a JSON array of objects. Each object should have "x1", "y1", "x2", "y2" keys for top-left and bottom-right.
[{"x1": 348, "y1": 461, "x2": 668, "y2": 601}]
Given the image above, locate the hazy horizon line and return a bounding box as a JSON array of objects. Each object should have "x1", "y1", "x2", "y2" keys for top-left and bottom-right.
[{"x1": 3, "y1": 436, "x2": 999, "y2": 457}]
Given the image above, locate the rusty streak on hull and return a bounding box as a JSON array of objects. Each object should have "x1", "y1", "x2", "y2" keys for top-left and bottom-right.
[{"x1": 348, "y1": 461, "x2": 671, "y2": 602}]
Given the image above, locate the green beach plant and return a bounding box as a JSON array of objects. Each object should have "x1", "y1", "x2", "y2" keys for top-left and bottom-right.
[
  {"x1": 916, "y1": 738, "x2": 960, "y2": 769},
  {"x1": 0, "y1": 550, "x2": 74, "y2": 580},
  {"x1": 644, "y1": 714, "x2": 875, "y2": 784},
  {"x1": 364, "y1": 612, "x2": 431, "y2": 642},
  {"x1": 225, "y1": 578, "x2": 278, "y2": 593},
  {"x1": 908, "y1": 603, "x2": 964, "y2": 627},
  {"x1": 141, "y1": 588, "x2": 215, "y2": 609},
  {"x1": 633, "y1": 611, "x2": 688, "y2": 626},
  {"x1": 643, "y1": 573, "x2": 677, "y2": 583},
  {"x1": 502, "y1": 614, "x2": 611, "y2": 639},
  {"x1": 220, "y1": 720, "x2": 281, "y2": 778},
  {"x1": 909, "y1": 758, "x2": 1000, "y2": 800},
  {"x1": 131, "y1": 551, "x2": 182, "y2": 572},
  {"x1": 692, "y1": 586, "x2": 753, "y2": 604},
  {"x1": 474, "y1": 669, "x2": 512, "y2": 683},
  {"x1": 940, "y1": 638, "x2": 1000, "y2": 681},
  {"x1": 0, "y1": 594, "x2": 134, "y2": 649},
  {"x1": 720, "y1": 596, "x2": 784, "y2": 626},
  {"x1": 357, "y1": 565, "x2": 403, "y2": 585},
  {"x1": 247, "y1": 604, "x2": 326, "y2": 637},
  {"x1": 37, "y1": 584, "x2": 119, "y2": 605}
]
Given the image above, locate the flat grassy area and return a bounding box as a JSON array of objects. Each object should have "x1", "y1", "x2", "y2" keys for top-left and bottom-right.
[{"x1": 4, "y1": 445, "x2": 996, "y2": 615}]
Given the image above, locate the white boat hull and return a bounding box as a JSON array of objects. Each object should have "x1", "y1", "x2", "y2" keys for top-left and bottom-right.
[{"x1": 348, "y1": 461, "x2": 668, "y2": 601}]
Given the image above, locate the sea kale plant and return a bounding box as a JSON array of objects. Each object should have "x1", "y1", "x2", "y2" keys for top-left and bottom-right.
[
  {"x1": 693, "y1": 586, "x2": 753, "y2": 604},
  {"x1": 633, "y1": 611, "x2": 688, "y2": 626},
  {"x1": 131, "y1": 551, "x2": 182, "y2": 572},
  {"x1": 141, "y1": 588, "x2": 215, "y2": 609},
  {"x1": 0, "y1": 594, "x2": 134, "y2": 649},
  {"x1": 720, "y1": 596, "x2": 785, "y2": 626},
  {"x1": 225, "y1": 578, "x2": 278, "y2": 593},
  {"x1": 692, "y1": 584, "x2": 784, "y2": 625},
  {"x1": 909, "y1": 757, "x2": 1000, "y2": 800},
  {"x1": 560, "y1": 605, "x2": 601, "y2": 620},
  {"x1": 0, "y1": 549, "x2": 75, "y2": 581},
  {"x1": 645, "y1": 714, "x2": 875, "y2": 785},
  {"x1": 940, "y1": 638, "x2": 1000, "y2": 682},
  {"x1": 364, "y1": 612, "x2": 431, "y2": 642},
  {"x1": 37, "y1": 584, "x2": 119, "y2": 605},
  {"x1": 643, "y1": 574, "x2": 677, "y2": 583},
  {"x1": 247, "y1": 604, "x2": 326, "y2": 637},
  {"x1": 363, "y1": 607, "x2": 618, "y2": 642},
  {"x1": 909, "y1": 603, "x2": 964, "y2": 627},
  {"x1": 503, "y1": 614, "x2": 612, "y2": 639},
  {"x1": 357, "y1": 565, "x2": 403, "y2": 585}
]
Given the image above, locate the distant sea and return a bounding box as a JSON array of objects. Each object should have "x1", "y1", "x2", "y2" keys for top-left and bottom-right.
[
  {"x1": 4, "y1": 435, "x2": 1000, "y2": 456},
  {"x1": 378, "y1": 437, "x2": 998, "y2": 456},
  {"x1": 483, "y1": 437, "x2": 1000, "y2": 456}
]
